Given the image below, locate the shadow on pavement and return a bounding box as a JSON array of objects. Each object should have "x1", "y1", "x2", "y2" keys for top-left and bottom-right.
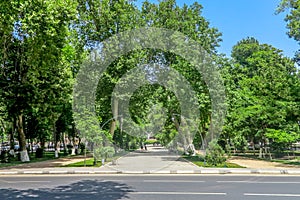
[{"x1": 0, "y1": 180, "x2": 133, "y2": 200}]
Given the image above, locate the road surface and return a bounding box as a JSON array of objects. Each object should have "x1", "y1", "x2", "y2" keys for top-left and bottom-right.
[{"x1": 1, "y1": 174, "x2": 300, "y2": 200}]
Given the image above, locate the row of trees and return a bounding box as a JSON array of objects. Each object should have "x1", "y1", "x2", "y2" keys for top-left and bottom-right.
[
  {"x1": 220, "y1": 0, "x2": 300, "y2": 158},
  {"x1": 0, "y1": 0, "x2": 79, "y2": 161},
  {"x1": 0, "y1": 0, "x2": 299, "y2": 162},
  {"x1": 222, "y1": 37, "x2": 299, "y2": 158}
]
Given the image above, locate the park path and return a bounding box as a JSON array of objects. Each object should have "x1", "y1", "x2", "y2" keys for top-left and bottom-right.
[
  {"x1": 1, "y1": 147, "x2": 298, "y2": 172},
  {"x1": 100, "y1": 146, "x2": 200, "y2": 172},
  {"x1": 0, "y1": 155, "x2": 90, "y2": 169}
]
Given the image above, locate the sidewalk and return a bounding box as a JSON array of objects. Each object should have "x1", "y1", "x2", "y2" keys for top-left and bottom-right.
[
  {"x1": 0, "y1": 155, "x2": 91, "y2": 170},
  {"x1": 0, "y1": 147, "x2": 300, "y2": 175}
]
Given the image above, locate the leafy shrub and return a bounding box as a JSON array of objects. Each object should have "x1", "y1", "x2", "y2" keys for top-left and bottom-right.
[
  {"x1": 144, "y1": 139, "x2": 160, "y2": 146},
  {"x1": 0, "y1": 150, "x2": 10, "y2": 163},
  {"x1": 232, "y1": 135, "x2": 248, "y2": 152},
  {"x1": 205, "y1": 140, "x2": 226, "y2": 166}
]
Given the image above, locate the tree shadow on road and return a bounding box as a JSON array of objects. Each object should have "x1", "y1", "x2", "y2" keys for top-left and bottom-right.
[{"x1": 0, "y1": 180, "x2": 133, "y2": 200}]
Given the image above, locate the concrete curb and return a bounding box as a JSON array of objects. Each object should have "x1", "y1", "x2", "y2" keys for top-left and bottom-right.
[{"x1": 1, "y1": 168, "x2": 300, "y2": 175}]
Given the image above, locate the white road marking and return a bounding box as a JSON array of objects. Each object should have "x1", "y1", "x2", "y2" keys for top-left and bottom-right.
[
  {"x1": 102, "y1": 180, "x2": 125, "y2": 182},
  {"x1": 143, "y1": 180, "x2": 205, "y2": 183},
  {"x1": 0, "y1": 180, "x2": 51, "y2": 183},
  {"x1": 10, "y1": 191, "x2": 226, "y2": 196},
  {"x1": 244, "y1": 193, "x2": 300, "y2": 197},
  {"x1": 130, "y1": 192, "x2": 226, "y2": 195},
  {"x1": 217, "y1": 181, "x2": 300, "y2": 184}
]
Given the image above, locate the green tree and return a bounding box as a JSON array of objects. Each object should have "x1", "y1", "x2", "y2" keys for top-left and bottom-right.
[
  {"x1": 277, "y1": 0, "x2": 300, "y2": 43},
  {"x1": 224, "y1": 37, "x2": 299, "y2": 158},
  {"x1": 266, "y1": 128, "x2": 299, "y2": 156},
  {"x1": 0, "y1": 0, "x2": 77, "y2": 161},
  {"x1": 75, "y1": 0, "x2": 223, "y2": 154},
  {"x1": 277, "y1": 0, "x2": 300, "y2": 65}
]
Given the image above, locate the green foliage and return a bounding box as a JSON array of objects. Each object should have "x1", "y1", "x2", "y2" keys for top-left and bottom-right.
[
  {"x1": 277, "y1": 0, "x2": 300, "y2": 43},
  {"x1": 183, "y1": 155, "x2": 243, "y2": 168},
  {"x1": 205, "y1": 140, "x2": 227, "y2": 166},
  {"x1": 277, "y1": 0, "x2": 300, "y2": 65},
  {"x1": 266, "y1": 128, "x2": 299, "y2": 152},
  {"x1": 75, "y1": 0, "x2": 222, "y2": 151},
  {"x1": 222, "y1": 37, "x2": 299, "y2": 155},
  {"x1": 63, "y1": 158, "x2": 102, "y2": 167},
  {"x1": 0, "y1": 0, "x2": 298, "y2": 165},
  {"x1": 98, "y1": 146, "x2": 115, "y2": 160},
  {"x1": 232, "y1": 135, "x2": 248, "y2": 152},
  {"x1": 0, "y1": 0, "x2": 78, "y2": 161},
  {"x1": 144, "y1": 138, "x2": 159, "y2": 145},
  {"x1": 0, "y1": 150, "x2": 11, "y2": 163}
]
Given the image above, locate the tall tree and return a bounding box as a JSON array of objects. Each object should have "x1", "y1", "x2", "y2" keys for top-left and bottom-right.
[
  {"x1": 277, "y1": 0, "x2": 300, "y2": 43},
  {"x1": 74, "y1": 0, "x2": 223, "y2": 156},
  {"x1": 225, "y1": 38, "x2": 299, "y2": 158},
  {"x1": 277, "y1": 0, "x2": 300, "y2": 64},
  {"x1": 0, "y1": 0, "x2": 77, "y2": 161},
  {"x1": 75, "y1": 0, "x2": 140, "y2": 137}
]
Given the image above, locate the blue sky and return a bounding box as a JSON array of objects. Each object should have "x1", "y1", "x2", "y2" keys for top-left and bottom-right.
[{"x1": 135, "y1": 0, "x2": 299, "y2": 58}]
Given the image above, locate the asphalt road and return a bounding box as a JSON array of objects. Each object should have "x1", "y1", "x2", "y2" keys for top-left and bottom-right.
[{"x1": 1, "y1": 175, "x2": 300, "y2": 200}]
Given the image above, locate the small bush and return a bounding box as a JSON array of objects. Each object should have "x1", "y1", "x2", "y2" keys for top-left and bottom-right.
[
  {"x1": 0, "y1": 150, "x2": 10, "y2": 163},
  {"x1": 205, "y1": 140, "x2": 226, "y2": 166},
  {"x1": 144, "y1": 139, "x2": 160, "y2": 146}
]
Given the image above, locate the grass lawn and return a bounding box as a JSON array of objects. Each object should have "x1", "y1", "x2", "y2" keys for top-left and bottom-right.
[
  {"x1": 64, "y1": 158, "x2": 102, "y2": 167},
  {"x1": 182, "y1": 155, "x2": 244, "y2": 168},
  {"x1": 270, "y1": 158, "x2": 300, "y2": 166},
  {"x1": 63, "y1": 150, "x2": 129, "y2": 167}
]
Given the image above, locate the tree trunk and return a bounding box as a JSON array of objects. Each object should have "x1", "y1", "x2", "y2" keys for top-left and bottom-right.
[
  {"x1": 71, "y1": 137, "x2": 76, "y2": 155},
  {"x1": 16, "y1": 113, "x2": 30, "y2": 162},
  {"x1": 62, "y1": 132, "x2": 67, "y2": 155},
  {"x1": 53, "y1": 124, "x2": 59, "y2": 158},
  {"x1": 9, "y1": 121, "x2": 15, "y2": 156},
  {"x1": 259, "y1": 147, "x2": 263, "y2": 158},
  {"x1": 109, "y1": 99, "x2": 118, "y2": 137},
  {"x1": 250, "y1": 138, "x2": 255, "y2": 156},
  {"x1": 173, "y1": 117, "x2": 180, "y2": 131}
]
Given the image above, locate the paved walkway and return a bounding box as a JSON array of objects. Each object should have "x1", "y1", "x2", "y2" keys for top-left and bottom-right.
[
  {"x1": 0, "y1": 155, "x2": 91, "y2": 170},
  {"x1": 1, "y1": 147, "x2": 300, "y2": 175},
  {"x1": 100, "y1": 146, "x2": 200, "y2": 173}
]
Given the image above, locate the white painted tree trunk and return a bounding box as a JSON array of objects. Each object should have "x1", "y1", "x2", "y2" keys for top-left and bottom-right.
[
  {"x1": 109, "y1": 99, "x2": 118, "y2": 137},
  {"x1": 55, "y1": 150, "x2": 59, "y2": 158},
  {"x1": 20, "y1": 150, "x2": 30, "y2": 162},
  {"x1": 9, "y1": 149, "x2": 15, "y2": 157},
  {"x1": 189, "y1": 144, "x2": 196, "y2": 156}
]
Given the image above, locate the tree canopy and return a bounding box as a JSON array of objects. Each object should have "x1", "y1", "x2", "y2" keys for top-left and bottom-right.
[{"x1": 0, "y1": 0, "x2": 299, "y2": 163}]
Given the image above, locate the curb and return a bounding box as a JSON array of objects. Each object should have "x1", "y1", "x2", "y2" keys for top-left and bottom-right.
[{"x1": 1, "y1": 168, "x2": 300, "y2": 175}]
